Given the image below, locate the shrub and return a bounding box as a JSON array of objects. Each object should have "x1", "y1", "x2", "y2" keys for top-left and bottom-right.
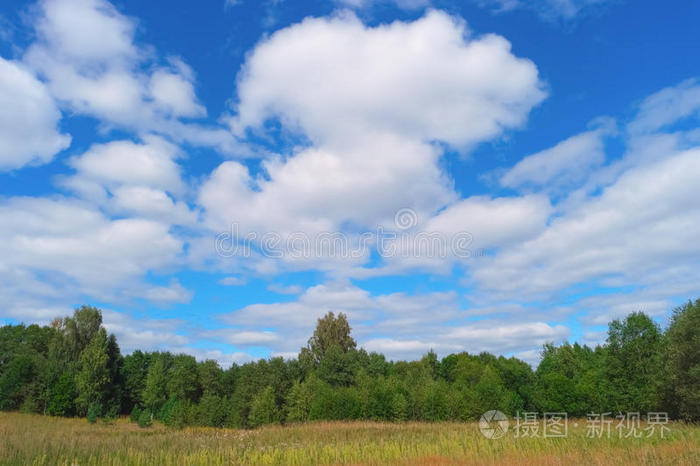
[
  {"x1": 137, "y1": 410, "x2": 152, "y2": 428},
  {"x1": 130, "y1": 405, "x2": 141, "y2": 423},
  {"x1": 86, "y1": 402, "x2": 102, "y2": 424}
]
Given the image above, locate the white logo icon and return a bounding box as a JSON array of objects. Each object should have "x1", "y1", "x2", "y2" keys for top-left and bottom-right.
[{"x1": 479, "y1": 410, "x2": 509, "y2": 439}]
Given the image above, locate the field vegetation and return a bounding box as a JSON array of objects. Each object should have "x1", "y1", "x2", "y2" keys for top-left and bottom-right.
[{"x1": 1, "y1": 412, "x2": 698, "y2": 465}]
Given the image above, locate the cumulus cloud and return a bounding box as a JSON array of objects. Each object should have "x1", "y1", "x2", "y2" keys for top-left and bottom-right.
[
  {"x1": 0, "y1": 57, "x2": 71, "y2": 170},
  {"x1": 474, "y1": 147, "x2": 700, "y2": 298},
  {"x1": 0, "y1": 197, "x2": 184, "y2": 298},
  {"x1": 201, "y1": 10, "x2": 545, "y2": 274},
  {"x1": 58, "y1": 136, "x2": 197, "y2": 226},
  {"x1": 231, "y1": 11, "x2": 545, "y2": 147},
  {"x1": 23, "y1": 0, "x2": 237, "y2": 153}
]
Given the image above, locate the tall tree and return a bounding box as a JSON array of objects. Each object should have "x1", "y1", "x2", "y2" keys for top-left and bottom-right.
[
  {"x1": 142, "y1": 353, "x2": 171, "y2": 414},
  {"x1": 75, "y1": 328, "x2": 111, "y2": 416},
  {"x1": 665, "y1": 299, "x2": 700, "y2": 421},
  {"x1": 61, "y1": 306, "x2": 103, "y2": 360},
  {"x1": 605, "y1": 312, "x2": 664, "y2": 412},
  {"x1": 168, "y1": 355, "x2": 200, "y2": 402},
  {"x1": 301, "y1": 312, "x2": 356, "y2": 365}
]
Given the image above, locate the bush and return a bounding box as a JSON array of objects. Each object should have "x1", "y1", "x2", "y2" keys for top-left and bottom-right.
[
  {"x1": 86, "y1": 402, "x2": 102, "y2": 424},
  {"x1": 137, "y1": 409, "x2": 152, "y2": 428},
  {"x1": 101, "y1": 405, "x2": 117, "y2": 425},
  {"x1": 130, "y1": 405, "x2": 141, "y2": 423}
]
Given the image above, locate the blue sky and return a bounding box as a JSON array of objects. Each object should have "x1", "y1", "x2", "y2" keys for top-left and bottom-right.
[{"x1": 1, "y1": 0, "x2": 699, "y2": 366}]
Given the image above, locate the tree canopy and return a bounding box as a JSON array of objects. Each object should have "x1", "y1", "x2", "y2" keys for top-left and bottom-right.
[{"x1": 0, "y1": 301, "x2": 698, "y2": 426}]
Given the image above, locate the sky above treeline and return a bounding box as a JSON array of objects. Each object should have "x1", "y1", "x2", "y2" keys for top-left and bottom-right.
[{"x1": 1, "y1": 0, "x2": 699, "y2": 366}]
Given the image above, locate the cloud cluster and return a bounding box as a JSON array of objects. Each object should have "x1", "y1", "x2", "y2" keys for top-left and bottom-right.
[
  {"x1": 0, "y1": 57, "x2": 70, "y2": 170},
  {"x1": 201, "y1": 10, "x2": 546, "y2": 274},
  {"x1": 23, "y1": 0, "x2": 235, "y2": 153},
  {"x1": 3, "y1": 0, "x2": 699, "y2": 367}
]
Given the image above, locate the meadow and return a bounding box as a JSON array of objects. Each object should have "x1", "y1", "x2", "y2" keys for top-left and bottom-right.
[{"x1": 1, "y1": 413, "x2": 698, "y2": 465}]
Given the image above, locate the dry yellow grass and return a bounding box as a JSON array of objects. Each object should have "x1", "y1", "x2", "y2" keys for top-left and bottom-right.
[{"x1": 0, "y1": 413, "x2": 698, "y2": 465}]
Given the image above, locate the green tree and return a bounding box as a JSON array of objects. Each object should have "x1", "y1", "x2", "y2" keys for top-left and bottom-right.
[
  {"x1": 142, "y1": 353, "x2": 170, "y2": 414},
  {"x1": 75, "y1": 328, "x2": 111, "y2": 416},
  {"x1": 248, "y1": 386, "x2": 280, "y2": 427},
  {"x1": 168, "y1": 354, "x2": 200, "y2": 402},
  {"x1": 198, "y1": 360, "x2": 224, "y2": 398},
  {"x1": 301, "y1": 312, "x2": 356, "y2": 365},
  {"x1": 605, "y1": 312, "x2": 665, "y2": 412},
  {"x1": 0, "y1": 355, "x2": 36, "y2": 410},
  {"x1": 286, "y1": 377, "x2": 319, "y2": 423},
  {"x1": 316, "y1": 345, "x2": 357, "y2": 386},
  {"x1": 122, "y1": 350, "x2": 150, "y2": 411},
  {"x1": 60, "y1": 306, "x2": 103, "y2": 360},
  {"x1": 665, "y1": 299, "x2": 700, "y2": 421}
]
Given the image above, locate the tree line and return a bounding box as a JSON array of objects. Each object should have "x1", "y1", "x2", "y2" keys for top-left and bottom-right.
[{"x1": 0, "y1": 300, "x2": 698, "y2": 427}]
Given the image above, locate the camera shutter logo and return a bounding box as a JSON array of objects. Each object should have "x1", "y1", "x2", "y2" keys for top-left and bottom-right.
[{"x1": 479, "y1": 410, "x2": 509, "y2": 439}]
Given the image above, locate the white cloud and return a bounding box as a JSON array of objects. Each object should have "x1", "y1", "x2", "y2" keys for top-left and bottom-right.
[
  {"x1": 0, "y1": 197, "x2": 184, "y2": 296},
  {"x1": 267, "y1": 283, "x2": 303, "y2": 294},
  {"x1": 335, "y1": 0, "x2": 430, "y2": 10},
  {"x1": 200, "y1": 10, "x2": 545, "y2": 273},
  {"x1": 23, "y1": 0, "x2": 238, "y2": 153},
  {"x1": 66, "y1": 137, "x2": 186, "y2": 195},
  {"x1": 474, "y1": 0, "x2": 613, "y2": 21},
  {"x1": 141, "y1": 280, "x2": 194, "y2": 305},
  {"x1": 445, "y1": 321, "x2": 570, "y2": 352},
  {"x1": 425, "y1": 194, "x2": 552, "y2": 250},
  {"x1": 218, "y1": 276, "x2": 247, "y2": 286},
  {"x1": 102, "y1": 309, "x2": 189, "y2": 353},
  {"x1": 149, "y1": 63, "x2": 207, "y2": 118},
  {"x1": 200, "y1": 329, "x2": 279, "y2": 346},
  {"x1": 472, "y1": 146, "x2": 700, "y2": 299},
  {"x1": 231, "y1": 10, "x2": 545, "y2": 148},
  {"x1": 351, "y1": 194, "x2": 552, "y2": 276},
  {"x1": 0, "y1": 57, "x2": 70, "y2": 170},
  {"x1": 58, "y1": 136, "x2": 197, "y2": 226},
  {"x1": 500, "y1": 120, "x2": 614, "y2": 191},
  {"x1": 627, "y1": 78, "x2": 700, "y2": 136},
  {"x1": 216, "y1": 281, "x2": 567, "y2": 360},
  {"x1": 200, "y1": 135, "x2": 454, "y2": 235}
]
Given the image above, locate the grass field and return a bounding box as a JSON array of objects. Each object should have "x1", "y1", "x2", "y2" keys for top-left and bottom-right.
[{"x1": 0, "y1": 413, "x2": 698, "y2": 465}]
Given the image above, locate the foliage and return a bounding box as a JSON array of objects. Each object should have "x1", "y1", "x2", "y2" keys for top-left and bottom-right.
[
  {"x1": 302, "y1": 311, "x2": 356, "y2": 365},
  {"x1": 86, "y1": 402, "x2": 102, "y2": 424},
  {"x1": 137, "y1": 409, "x2": 153, "y2": 428},
  {"x1": 248, "y1": 386, "x2": 280, "y2": 427},
  {"x1": 0, "y1": 301, "x2": 698, "y2": 429},
  {"x1": 665, "y1": 299, "x2": 700, "y2": 421}
]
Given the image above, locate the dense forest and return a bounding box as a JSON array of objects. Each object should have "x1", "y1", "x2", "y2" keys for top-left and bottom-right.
[{"x1": 1, "y1": 300, "x2": 698, "y2": 428}]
